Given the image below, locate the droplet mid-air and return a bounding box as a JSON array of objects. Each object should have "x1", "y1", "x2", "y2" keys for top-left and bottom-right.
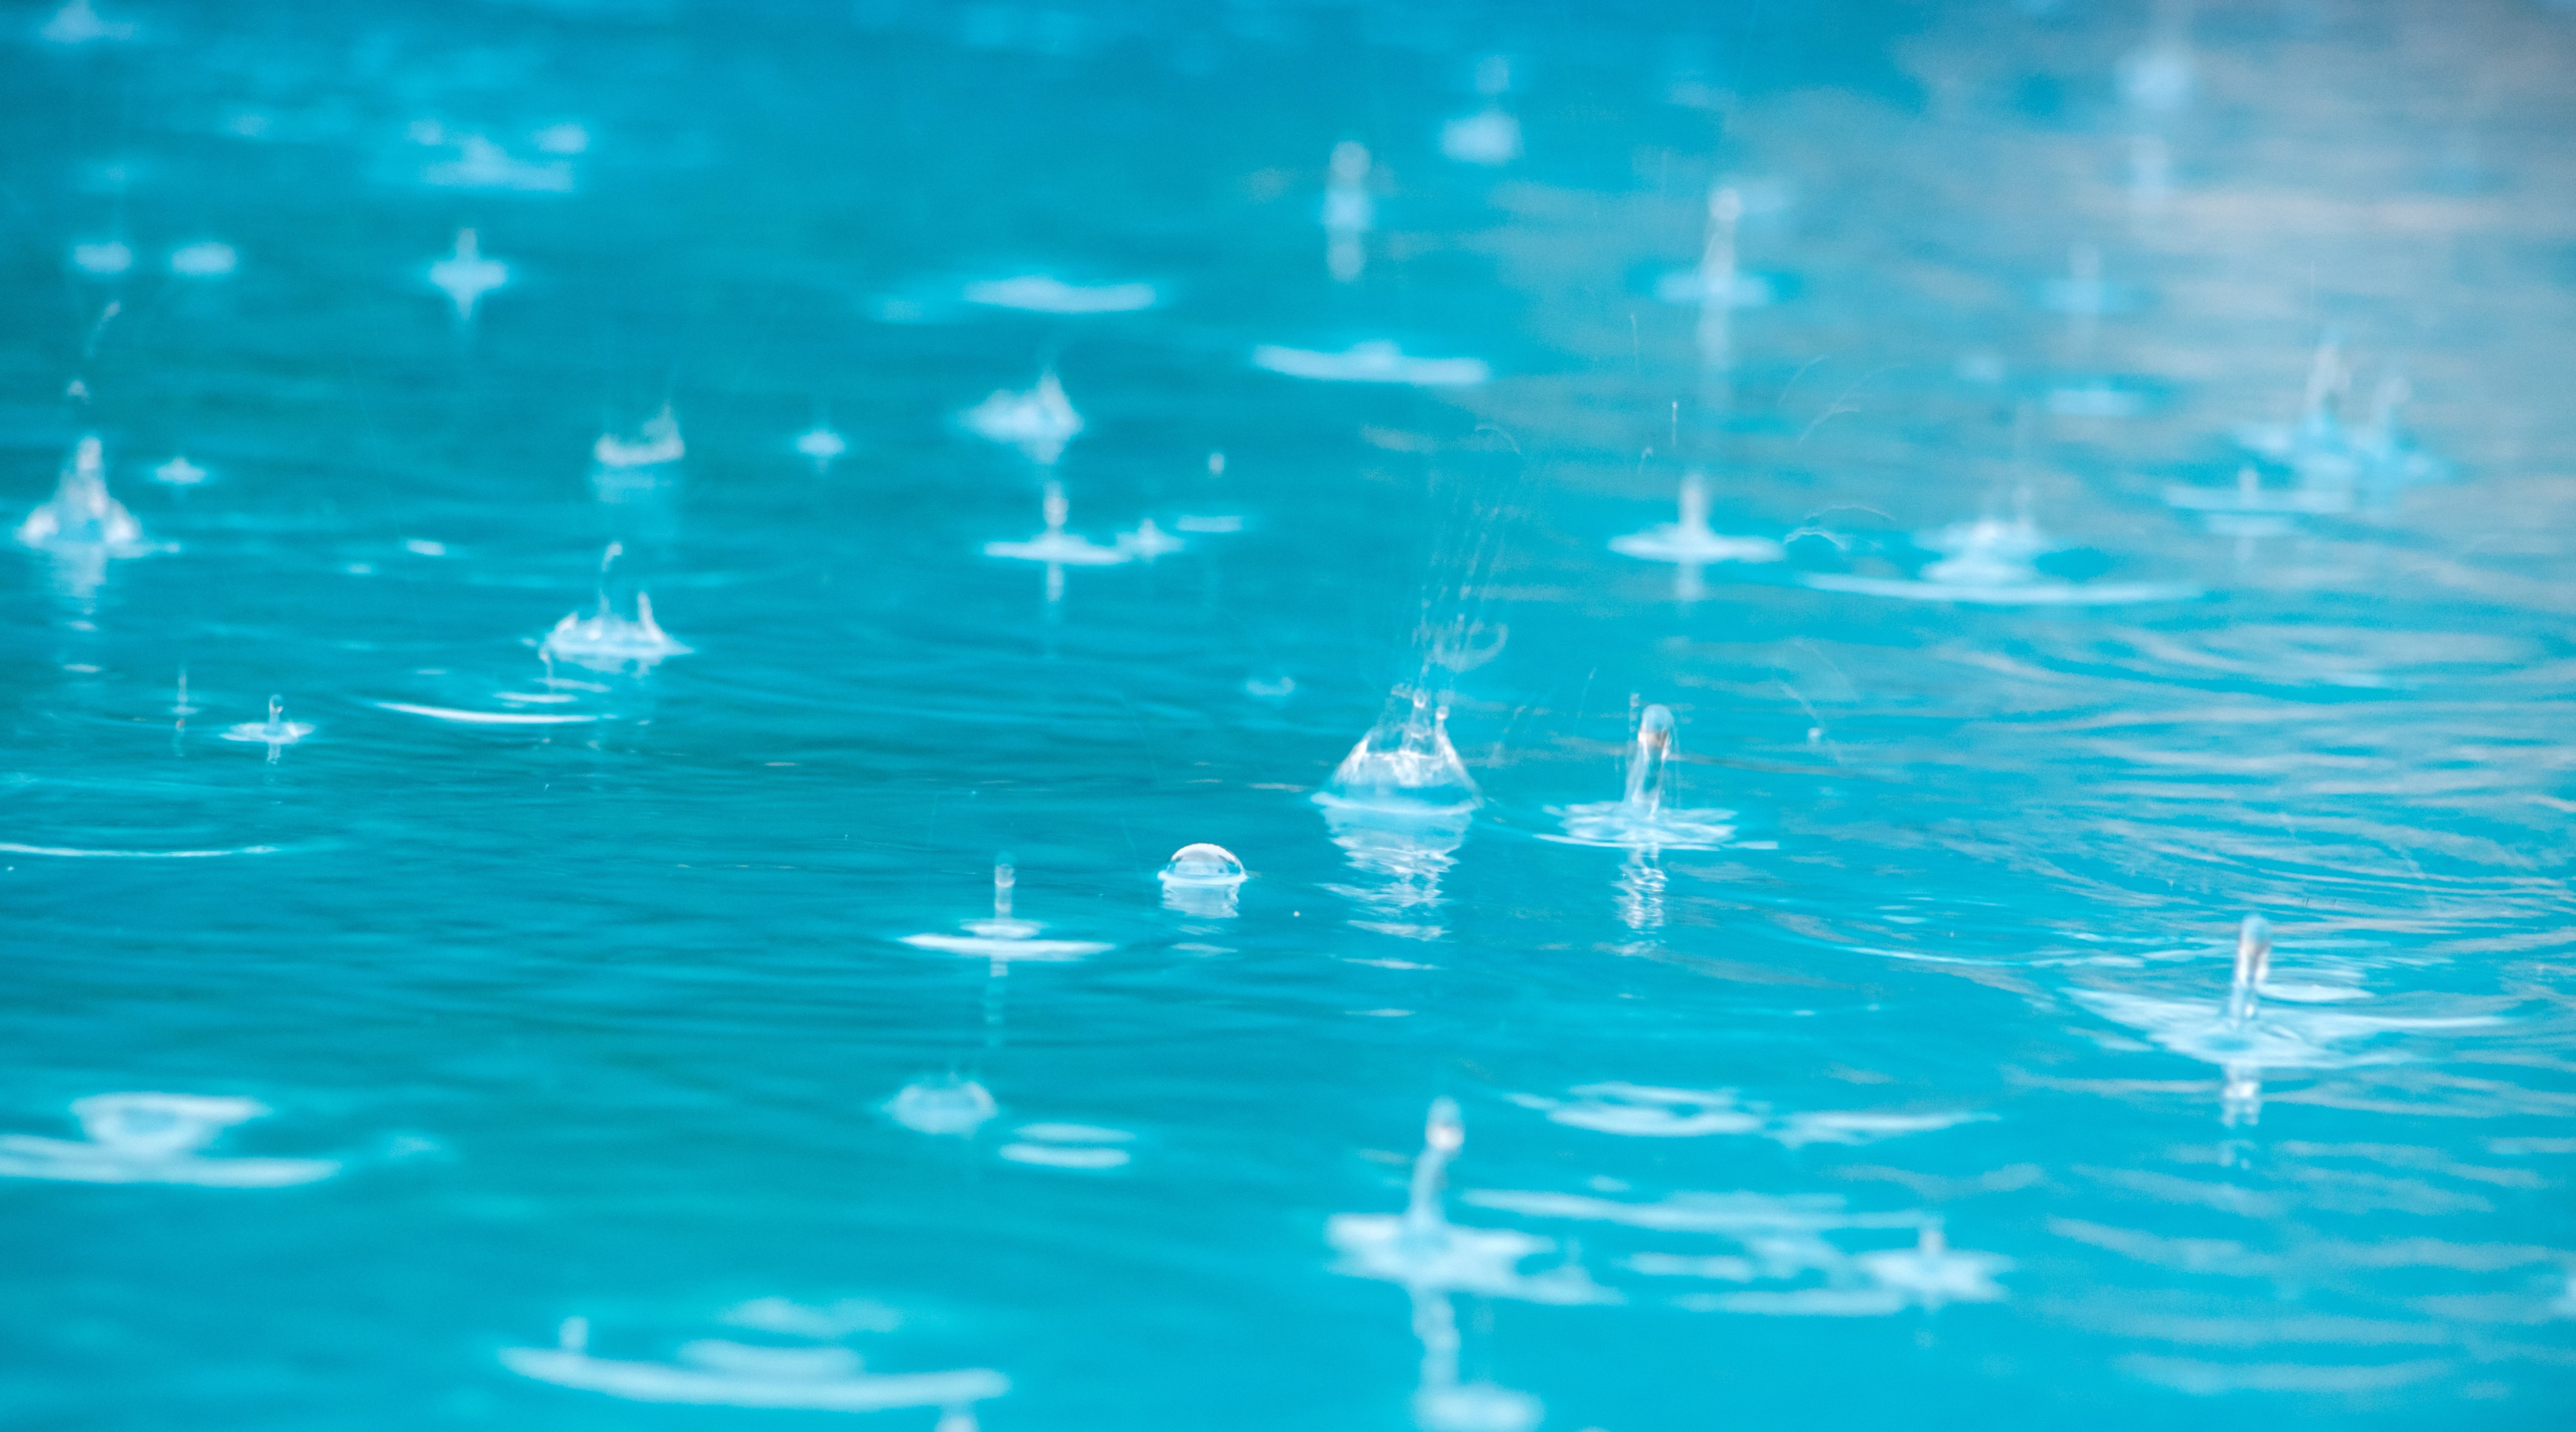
[{"x1": 428, "y1": 227, "x2": 508, "y2": 319}]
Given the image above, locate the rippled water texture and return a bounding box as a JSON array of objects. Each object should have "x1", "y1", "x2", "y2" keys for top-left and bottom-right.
[{"x1": 5, "y1": 0, "x2": 2574, "y2": 1427}]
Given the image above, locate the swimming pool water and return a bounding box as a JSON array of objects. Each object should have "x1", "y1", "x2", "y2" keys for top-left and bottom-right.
[{"x1": 4, "y1": 1, "x2": 2574, "y2": 1427}]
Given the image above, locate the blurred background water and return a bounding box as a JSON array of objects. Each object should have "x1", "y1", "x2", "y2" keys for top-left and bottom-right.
[{"x1": 4, "y1": 0, "x2": 2574, "y2": 1427}]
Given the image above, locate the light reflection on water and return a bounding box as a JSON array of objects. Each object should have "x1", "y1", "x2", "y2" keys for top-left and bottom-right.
[{"x1": 4, "y1": 0, "x2": 2574, "y2": 1427}]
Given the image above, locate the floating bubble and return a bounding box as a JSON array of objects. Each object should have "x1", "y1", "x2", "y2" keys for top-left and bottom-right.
[{"x1": 1159, "y1": 843, "x2": 1246, "y2": 918}]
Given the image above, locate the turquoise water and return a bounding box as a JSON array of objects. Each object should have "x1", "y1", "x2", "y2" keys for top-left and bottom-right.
[{"x1": 6, "y1": 1, "x2": 2575, "y2": 1426}]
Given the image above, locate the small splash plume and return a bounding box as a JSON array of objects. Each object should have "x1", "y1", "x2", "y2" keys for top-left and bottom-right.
[
  {"x1": 0, "y1": 1092, "x2": 336, "y2": 1187},
  {"x1": 1548, "y1": 703, "x2": 1737, "y2": 852},
  {"x1": 2220, "y1": 914, "x2": 2271, "y2": 1127},
  {"x1": 540, "y1": 542, "x2": 692, "y2": 674},
  {"x1": 594, "y1": 405, "x2": 685, "y2": 470},
  {"x1": 984, "y1": 479, "x2": 1129, "y2": 601},
  {"x1": 884, "y1": 1077, "x2": 998, "y2": 1137},
  {"x1": 1323, "y1": 140, "x2": 1374, "y2": 282},
  {"x1": 1326, "y1": 690, "x2": 1479, "y2": 813},
  {"x1": 961, "y1": 371, "x2": 1082, "y2": 466},
  {"x1": 221, "y1": 696, "x2": 315, "y2": 763},
  {"x1": 899, "y1": 861, "x2": 1112, "y2": 964},
  {"x1": 1609, "y1": 468, "x2": 1783, "y2": 599},
  {"x1": 18, "y1": 434, "x2": 153, "y2": 597},
  {"x1": 429, "y1": 227, "x2": 509, "y2": 319},
  {"x1": 1328, "y1": 1099, "x2": 1596, "y2": 1432}
]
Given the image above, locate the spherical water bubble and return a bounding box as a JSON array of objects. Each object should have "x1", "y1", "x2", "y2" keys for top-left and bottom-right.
[
  {"x1": 1159, "y1": 843, "x2": 1243, "y2": 884},
  {"x1": 1158, "y1": 843, "x2": 1246, "y2": 918}
]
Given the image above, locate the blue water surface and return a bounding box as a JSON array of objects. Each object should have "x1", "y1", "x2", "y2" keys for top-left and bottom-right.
[{"x1": 5, "y1": 0, "x2": 2574, "y2": 1427}]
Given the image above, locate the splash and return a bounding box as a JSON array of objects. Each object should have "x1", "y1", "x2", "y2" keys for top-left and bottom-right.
[
  {"x1": 540, "y1": 543, "x2": 693, "y2": 674},
  {"x1": 18, "y1": 434, "x2": 154, "y2": 595},
  {"x1": 1802, "y1": 501, "x2": 2197, "y2": 606},
  {"x1": 793, "y1": 424, "x2": 847, "y2": 471},
  {"x1": 983, "y1": 480, "x2": 1129, "y2": 601},
  {"x1": 961, "y1": 371, "x2": 1082, "y2": 465},
  {"x1": 883, "y1": 1077, "x2": 998, "y2": 1136},
  {"x1": 220, "y1": 696, "x2": 315, "y2": 762},
  {"x1": 152, "y1": 455, "x2": 208, "y2": 487},
  {"x1": 0, "y1": 1092, "x2": 336, "y2": 1187},
  {"x1": 1438, "y1": 57, "x2": 1522, "y2": 166},
  {"x1": 501, "y1": 1314, "x2": 1005, "y2": 1420},
  {"x1": 961, "y1": 275, "x2": 1158, "y2": 313},
  {"x1": 593, "y1": 406, "x2": 686, "y2": 470},
  {"x1": 1546, "y1": 704, "x2": 1738, "y2": 851},
  {"x1": 2071, "y1": 914, "x2": 2505, "y2": 1128},
  {"x1": 1252, "y1": 342, "x2": 1489, "y2": 386},
  {"x1": 70, "y1": 239, "x2": 132, "y2": 276},
  {"x1": 429, "y1": 228, "x2": 508, "y2": 319},
  {"x1": 899, "y1": 863, "x2": 1112, "y2": 963},
  {"x1": 169, "y1": 241, "x2": 238, "y2": 277},
  {"x1": 1609, "y1": 469, "x2": 1783, "y2": 599},
  {"x1": 1327, "y1": 1100, "x2": 1604, "y2": 1432}
]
